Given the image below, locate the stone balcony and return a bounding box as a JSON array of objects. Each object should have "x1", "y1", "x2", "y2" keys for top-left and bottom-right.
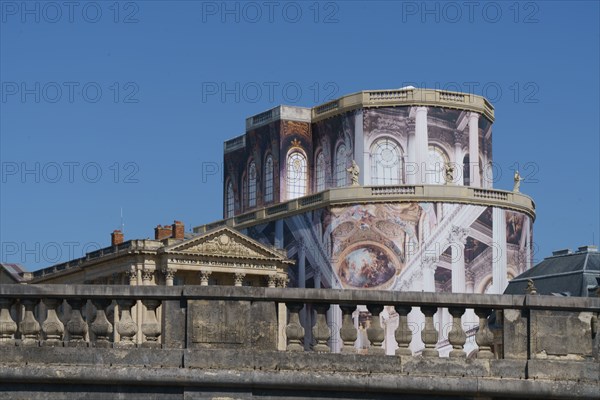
[
  {"x1": 0, "y1": 285, "x2": 597, "y2": 399},
  {"x1": 194, "y1": 184, "x2": 536, "y2": 233},
  {"x1": 311, "y1": 88, "x2": 495, "y2": 122}
]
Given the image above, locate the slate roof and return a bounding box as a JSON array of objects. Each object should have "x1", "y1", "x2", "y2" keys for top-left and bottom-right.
[{"x1": 504, "y1": 246, "x2": 600, "y2": 297}]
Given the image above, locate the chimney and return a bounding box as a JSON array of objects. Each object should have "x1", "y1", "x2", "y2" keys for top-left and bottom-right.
[
  {"x1": 172, "y1": 220, "x2": 184, "y2": 240},
  {"x1": 154, "y1": 225, "x2": 173, "y2": 240},
  {"x1": 552, "y1": 248, "x2": 572, "y2": 256},
  {"x1": 577, "y1": 245, "x2": 598, "y2": 253},
  {"x1": 111, "y1": 230, "x2": 124, "y2": 246}
]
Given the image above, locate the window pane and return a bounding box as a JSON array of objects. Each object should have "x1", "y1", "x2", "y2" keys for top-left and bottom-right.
[
  {"x1": 287, "y1": 152, "x2": 307, "y2": 199},
  {"x1": 426, "y1": 146, "x2": 447, "y2": 185},
  {"x1": 335, "y1": 145, "x2": 347, "y2": 187},
  {"x1": 316, "y1": 152, "x2": 325, "y2": 191},
  {"x1": 264, "y1": 155, "x2": 273, "y2": 203},
  {"x1": 226, "y1": 181, "x2": 234, "y2": 218},
  {"x1": 370, "y1": 138, "x2": 403, "y2": 185},
  {"x1": 248, "y1": 161, "x2": 257, "y2": 207}
]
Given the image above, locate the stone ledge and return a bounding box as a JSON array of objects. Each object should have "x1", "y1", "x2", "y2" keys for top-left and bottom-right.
[
  {"x1": 0, "y1": 364, "x2": 598, "y2": 399},
  {"x1": 0, "y1": 346, "x2": 183, "y2": 368},
  {"x1": 527, "y1": 359, "x2": 600, "y2": 382}
]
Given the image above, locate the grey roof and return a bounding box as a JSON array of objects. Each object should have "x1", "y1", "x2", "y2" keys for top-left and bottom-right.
[{"x1": 504, "y1": 246, "x2": 599, "y2": 297}]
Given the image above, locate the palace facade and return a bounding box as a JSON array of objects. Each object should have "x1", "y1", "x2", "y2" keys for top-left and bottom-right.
[{"x1": 196, "y1": 88, "x2": 535, "y2": 297}]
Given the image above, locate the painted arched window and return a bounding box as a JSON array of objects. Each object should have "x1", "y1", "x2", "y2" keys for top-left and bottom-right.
[
  {"x1": 426, "y1": 146, "x2": 448, "y2": 185},
  {"x1": 226, "y1": 180, "x2": 234, "y2": 218},
  {"x1": 463, "y1": 154, "x2": 471, "y2": 186},
  {"x1": 248, "y1": 161, "x2": 257, "y2": 208},
  {"x1": 315, "y1": 151, "x2": 326, "y2": 191},
  {"x1": 335, "y1": 144, "x2": 347, "y2": 187},
  {"x1": 241, "y1": 174, "x2": 247, "y2": 210},
  {"x1": 370, "y1": 138, "x2": 403, "y2": 185},
  {"x1": 286, "y1": 151, "x2": 307, "y2": 199},
  {"x1": 264, "y1": 155, "x2": 273, "y2": 203}
]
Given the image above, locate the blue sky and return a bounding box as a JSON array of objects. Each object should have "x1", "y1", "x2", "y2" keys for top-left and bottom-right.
[{"x1": 1, "y1": 0, "x2": 599, "y2": 270}]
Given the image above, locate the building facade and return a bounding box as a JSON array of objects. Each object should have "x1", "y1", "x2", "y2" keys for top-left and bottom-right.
[
  {"x1": 193, "y1": 88, "x2": 536, "y2": 354},
  {"x1": 200, "y1": 88, "x2": 536, "y2": 296}
]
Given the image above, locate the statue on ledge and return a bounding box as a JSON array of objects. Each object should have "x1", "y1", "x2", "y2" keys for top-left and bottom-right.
[
  {"x1": 513, "y1": 170, "x2": 524, "y2": 193},
  {"x1": 445, "y1": 162, "x2": 455, "y2": 185},
  {"x1": 347, "y1": 160, "x2": 360, "y2": 186}
]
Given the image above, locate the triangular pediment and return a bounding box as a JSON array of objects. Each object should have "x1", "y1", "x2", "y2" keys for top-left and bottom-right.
[{"x1": 163, "y1": 226, "x2": 289, "y2": 261}]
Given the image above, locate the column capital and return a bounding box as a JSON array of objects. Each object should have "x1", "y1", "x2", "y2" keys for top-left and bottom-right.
[
  {"x1": 141, "y1": 269, "x2": 154, "y2": 283},
  {"x1": 465, "y1": 270, "x2": 475, "y2": 285},
  {"x1": 421, "y1": 255, "x2": 438, "y2": 271},
  {"x1": 448, "y1": 225, "x2": 469, "y2": 245},
  {"x1": 162, "y1": 267, "x2": 176, "y2": 280},
  {"x1": 409, "y1": 105, "x2": 429, "y2": 119},
  {"x1": 199, "y1": 270, "x2": 212, "y2": 286},
  {"x1": 234, "y1": 272, "x2": 246, "y2": 286},
  {"x1": 127, "y1": 268, "x2": 138, "y2": 284},
  {"x1": 468, "y1": 111, "x2": 480, "y2": 122}
]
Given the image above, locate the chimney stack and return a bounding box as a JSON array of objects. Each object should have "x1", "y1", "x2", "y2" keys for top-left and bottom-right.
[
  {"x1": 111, "y1": 230, "x2": 124, "y2": 246},
  {"x1": 154, "y1": 225, "x2": 173, "y2": 240},
  {"x1": 172, "y1": 220, "x2": 185, "y2": 240}
]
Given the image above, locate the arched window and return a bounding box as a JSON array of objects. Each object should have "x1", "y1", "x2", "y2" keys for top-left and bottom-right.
[
  {"x1": 248, "y1": 161, "x2": 257, "y2": 208},
  {"x1": 370, "y1": 138, "x2": 403, "y2": 185},
  {"x1": 264, "y1": 155, "x2": 273, "y2": 203},
  {"x1": 226, "y1": 180, "x2": 234, "y2": 218},
  {"x1": 315, "y1": 151, "x2": 326, "y2": 191},
  {"x1": 242, "y1": 175, "x2": 247, "y2": 210},
  {"x1": 426, "y1": 146, "x2": 448, "y2": 185},
  {"x1": 335, "y1": 144, "x2": 347, "y2": 187},
  {"x1": 463, "y1": 154, "x2": 471, "y2": 186},
  {"x1": 286, "y1": 151, "x2": 307, "y2": 199}
]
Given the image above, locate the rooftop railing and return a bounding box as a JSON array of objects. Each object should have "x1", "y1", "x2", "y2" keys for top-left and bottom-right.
[{"x1": 196, "y1": 184, "x2": 535, "y2": 234}]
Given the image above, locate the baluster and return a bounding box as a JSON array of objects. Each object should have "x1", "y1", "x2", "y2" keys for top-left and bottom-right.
[
  {"x1": 141, "y1": 299, "x2": 161, "y2": 348},
  {"x1": 42, "y1": 298, "x2": 64, "y2": 346},
  {"x1": 312, "y1": 303, "x2": 331, "y2": 353},
  {"x1": 420, "y1": 307, "x2": 439, "y2": 357},
  {"x1": 66, "y1": 299, "x2": 88, "y2": 346},
  {"x1": 366, "y1": 304, "x2": 385, "y2": 355},
  {"x1": 116, "y1": 299, "x2": 137, "y2": 347},
  {"x1": 475, "y1": 308, "x2": 495, "y2": 359},
  {"x1": 339, "y1": 304, "x2": 357, "y2": 354},
  {"x1": 394, "y1": 305, "x2": 412, "y2": 356},
  {"x1": 285, "y1": 302, "x2": 304, "y2": 352},
  {"x1": 0, "y1": 298, "x2": 17, "y2": 345},
  {"x1": 91, "y1": 299, "x2": 113, "y2": 348},
  {"x1": 20, "y1": 299, "x2": 41, "y2": 346},
  {"x1": 448, "y1": 307, "x2": 466, "y2": 358}
]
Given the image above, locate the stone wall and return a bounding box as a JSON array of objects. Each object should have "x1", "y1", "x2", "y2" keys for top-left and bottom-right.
[{"x1": 0, "y1": 285, "x2": 598, "y2": 399}]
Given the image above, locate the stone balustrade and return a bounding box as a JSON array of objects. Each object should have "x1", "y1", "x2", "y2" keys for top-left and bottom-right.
[
  {"x1": 0, "y1": 285, "x2": 597, "y2": 359},
  {"x1": 0, "y1": 285, "x2": 598, "y2": 399}
]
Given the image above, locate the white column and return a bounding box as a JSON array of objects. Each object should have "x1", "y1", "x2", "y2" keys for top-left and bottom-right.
[
  {"x1": 524, "y1": 217, "x2": 532, "y2": 272},
  {"x1": 354, "y1": 109, "x2": 366, "y2": 185},
  {"x1": 327, "y1": 305, "x2": 342, "y2": 353},
  {"x1": 468, "y1": 112, "x2": 480, "y2": 187},
  {"x1": 415, "y1": 107, "x2": 429, "y2": 185},
  {"x1": 406, "y1": 127, "x2": 416, "y2": 184},
  {"x1": 314, "y1": 269, "x2": 321, "y2": 289},
  {"x1": 275, "y1": 220, "x2": 284, "y2": 249},
  {"x1": 298, "y1": 241, "x2": 306, "y2": 289},
  {"x1": 450, "y1": 227, "x2": 468, "y2": 293},
  {"x1": 454, "y1": 135, "x2": 463, "y2": 186},
  {"x1": 465, "y1": 271, "x2": 475, "y2": 293},
  {"x1": 492, "y1": 207, "x2": 507, "y2": 293},
  {"x1": 422, "y1": 257, "x2": 436, "y2": 292}
]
